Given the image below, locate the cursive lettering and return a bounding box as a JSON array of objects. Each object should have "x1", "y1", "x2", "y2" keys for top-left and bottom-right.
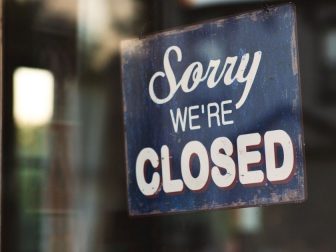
[{"x1": 148, "y1": 45, "x2": 262, "y2": 109}]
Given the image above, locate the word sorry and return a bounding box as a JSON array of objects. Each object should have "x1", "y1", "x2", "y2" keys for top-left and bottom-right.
[
  {"x1": 136, "y1": 130, "x2": 294, "y2": 196},
  {"x1": 149, "y1": 45, "x2": 262, "y2": 109}
]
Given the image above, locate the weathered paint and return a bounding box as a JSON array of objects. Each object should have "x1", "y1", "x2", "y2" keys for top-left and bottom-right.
[{"x1": 121, "y1": 4, "x2": 306, "y2": 216}]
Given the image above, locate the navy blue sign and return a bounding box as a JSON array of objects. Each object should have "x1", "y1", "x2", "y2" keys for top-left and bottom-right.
[{"x1": 121, "y1": 4, "x2": 306, "y2": 216}]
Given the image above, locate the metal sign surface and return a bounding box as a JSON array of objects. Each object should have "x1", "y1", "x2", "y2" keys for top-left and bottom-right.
[{"x1": 121, "y1": 4, "x2": 306, "y2": 216}]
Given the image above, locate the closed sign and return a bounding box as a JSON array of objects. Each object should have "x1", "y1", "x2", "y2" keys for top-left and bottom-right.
[{"x1": 121, "y1": 4, "x2": 306, "y2": 216}]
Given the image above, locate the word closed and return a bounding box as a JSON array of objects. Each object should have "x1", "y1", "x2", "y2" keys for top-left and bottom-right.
[{"x1": 136, "y1": 130, "x2": 294, "y2": 196}]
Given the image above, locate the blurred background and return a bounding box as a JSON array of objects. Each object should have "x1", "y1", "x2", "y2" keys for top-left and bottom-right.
[{"x1": 2, "y1": 0, "x2": 336, "y2": 251}]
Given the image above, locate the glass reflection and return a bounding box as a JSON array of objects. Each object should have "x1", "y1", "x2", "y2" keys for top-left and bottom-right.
[{"x1": 3, "y1": 0, "x2": 336, "y2": 251}]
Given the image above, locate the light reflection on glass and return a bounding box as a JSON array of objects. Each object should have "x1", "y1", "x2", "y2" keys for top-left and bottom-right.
[
  {"x1": 14, "y1": 67, "x2": 54, "y2": 127},
  {"x1": 237, "y1": 207, "x2": 262, "y2": 234},
  {"x1": 324, "y1": 29, "x2": 336, "y2": 67}
]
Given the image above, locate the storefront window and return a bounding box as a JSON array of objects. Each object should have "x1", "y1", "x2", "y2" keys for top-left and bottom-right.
[{"x1": 2, "y1": 0, "x2": 336, "y2": 251}]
